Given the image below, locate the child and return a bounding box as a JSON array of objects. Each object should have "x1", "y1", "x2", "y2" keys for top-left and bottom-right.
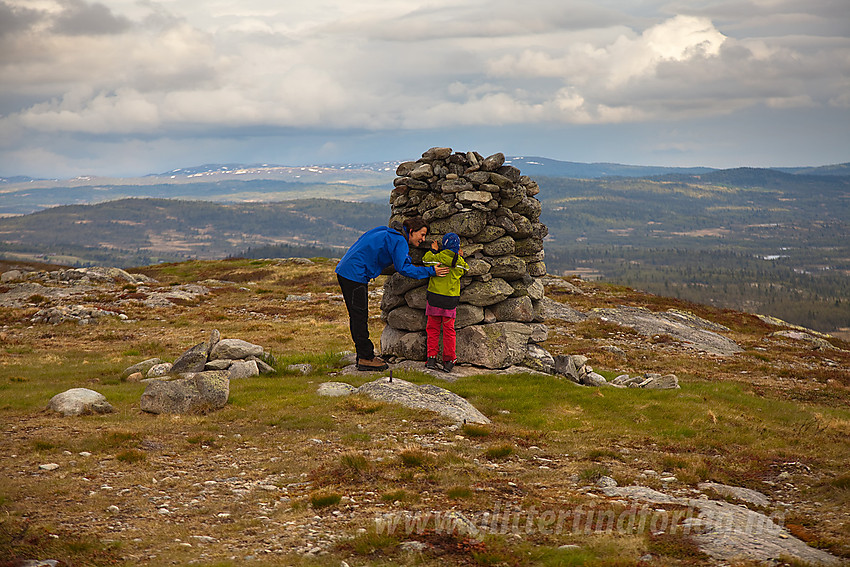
[{"x1": 422, "y1": 232, "x2": 469, "y2": 372}]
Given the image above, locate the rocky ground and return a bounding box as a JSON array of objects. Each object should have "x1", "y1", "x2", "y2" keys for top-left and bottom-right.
[{"x1": 0, "y1": 258, "x2": 848, "y2": 566}]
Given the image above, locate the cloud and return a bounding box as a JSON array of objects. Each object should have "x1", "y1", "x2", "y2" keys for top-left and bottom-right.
[
  {"x1": 51, "y1": 0, "x2": 131, "y2": 35},
  {"x1": 0, "y1": 0, "x2": 848, "y2": 176}
]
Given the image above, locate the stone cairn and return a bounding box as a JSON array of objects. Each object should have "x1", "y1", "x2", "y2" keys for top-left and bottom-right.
[{"x1": 380, "y1": 147, "x2": 550, "y2": 369}]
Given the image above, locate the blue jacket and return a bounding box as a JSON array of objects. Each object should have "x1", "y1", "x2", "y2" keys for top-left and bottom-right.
[{"x1": 335, "y1": 226, "x2": 436, "y2": 283}]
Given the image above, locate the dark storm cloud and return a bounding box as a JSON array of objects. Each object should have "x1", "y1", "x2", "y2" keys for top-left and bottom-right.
[
  {"x1": 51, "y1": 0, "x2": 132, "y2": 36},
  {"x1": 0, "y1": 1, "x2": 41, "y2": 38}
]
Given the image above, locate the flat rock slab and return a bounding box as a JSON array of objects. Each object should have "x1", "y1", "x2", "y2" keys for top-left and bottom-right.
[
  {"x1": 698, "y1": 481, "x2": 771, "y2": 508},
  {"x1": 602, "y1": 485, "x2": 840, "y2": 565},
  {"x1": 339, "y1": 360, "x2": 552, "y2": 381},
  {"x1": 590, "y1": 306, "x2": 742, "y2": 356},
  {"x1": 47, "y1": 388, "x2": 115, "y2": 417},
  {"x1": 323, "y1": 376, "x2": 490, "y2": 424}
]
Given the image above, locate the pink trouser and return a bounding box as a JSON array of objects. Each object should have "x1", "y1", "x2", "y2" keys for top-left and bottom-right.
[{"x1": 426, "y1": 315, "x2": 456, "y2": 361}]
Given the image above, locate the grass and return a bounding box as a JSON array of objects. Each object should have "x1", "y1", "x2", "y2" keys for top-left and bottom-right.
[{"x1": 0, "y1": 258, "x2": 848, "y2": 565}]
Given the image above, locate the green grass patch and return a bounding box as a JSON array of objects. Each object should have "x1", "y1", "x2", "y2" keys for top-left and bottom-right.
[
  {"x1": 446, "y1": 486, "x2": 473, "y2": 499},
  {"x1": 461, "y1": 423, "x2": 491, "y2": 437},
  {"x1": 484, "y1": 444, "x2": 514, "y2": 460},
  {"x1": 398, "y1": 448, "x2": 432, "y2": 468},
  {"x1": 115, "y1": 449, "x2": 146, "y2": 463},
  {"x1": 310, "y1": 491, "x2": 341, "y2": 509}
]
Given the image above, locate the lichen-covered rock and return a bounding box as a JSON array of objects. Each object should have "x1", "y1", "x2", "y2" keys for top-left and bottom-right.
[
  {"x1": 48, "y1": 388, "x2": 115, "y2": 417},
  {"x1": 356, "y1": 377, "x2": 490, "y2": 424},
  {"x1": 170, "y1": 342, "x2": 209, "y2": 374},
  {"x1": 456, "y1": 322, "x2": 533, "y2": 369},
  {"x1": 140, "y1": 371, "x2": 229, "y2": 414},
  {"x1": 209, "y1": 338, "x2": 264, "y2": 360}
]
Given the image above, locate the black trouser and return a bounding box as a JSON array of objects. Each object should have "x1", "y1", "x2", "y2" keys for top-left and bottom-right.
[{"x1": 337, "y1": 274, "x2": 374, "y2": 360}]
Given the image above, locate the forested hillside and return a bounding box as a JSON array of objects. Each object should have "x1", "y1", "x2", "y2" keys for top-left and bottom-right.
[{"x1": 0, "y1": 166, "x2": 847, "y2": 333}]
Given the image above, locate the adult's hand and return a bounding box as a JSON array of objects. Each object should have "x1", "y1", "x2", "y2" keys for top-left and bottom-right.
[{"x1": 434, "y1": 266, "x2": 450, "y2": 277}]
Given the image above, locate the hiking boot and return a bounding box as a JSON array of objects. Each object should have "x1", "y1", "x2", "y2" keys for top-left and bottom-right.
[
  {"x1": 425, "y1": 357, "x2": 442, "y2": 371},
  {"x1": 357, "y1": 357, "x2": 389, "y2": 371},
  {"x1": 441, "y1": 359, "x2": 455, "y2": 373}
]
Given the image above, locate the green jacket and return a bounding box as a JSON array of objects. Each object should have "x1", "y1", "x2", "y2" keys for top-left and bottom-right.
[{"x1": 422, "y1": 249, "x2": 469, "y2": 298}]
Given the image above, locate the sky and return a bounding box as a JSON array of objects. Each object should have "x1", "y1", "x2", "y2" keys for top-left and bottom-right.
[{"x1": 0, "y1": 0, "x2": 848, "y2": 178}]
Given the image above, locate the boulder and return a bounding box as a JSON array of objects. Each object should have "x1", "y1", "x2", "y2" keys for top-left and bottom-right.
[
  {"x1": 456, "y1": 322, "x2": 533, "y2": 369},
  {"x1": 146, "y1": 363, "x2": 173, "y2": 378},
  {"x1": 380, "y1": 326, "x2": 427, "y2": 360},
  {"x1": 47, "y1": 388, "x2": 115, "y2": 417},
  {"x1": 170, "y1": 342, "x2": 209, "y2": 374},
  {"x1": 228, "y1": 360, "x2": 260, "y2": 379},
  {"x1": 490, "y1": 296, "x2": 535, "y2": 322},
  {"x1": 356, "y1": 377, "x2": 490, "y2": 424},
  {"x1": 140, "y1": 371, "x2": 229, "y2": 414},
  {"x1": 488, "y1": 255, "x2": 527, "y2": 280},
  {"x1": 209, "y1": 338, "x2": 264, "y2": 361},
  {"x1": 459, "y1": 278, "x2": 514, "y2": 307},
  {"x1": 387, "y1": 305, "x2": 427, "y2": 332}
]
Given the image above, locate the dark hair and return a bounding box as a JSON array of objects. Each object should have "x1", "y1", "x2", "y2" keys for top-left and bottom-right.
[
  {"x1": 450, "y1": 251, "x2": 458, "y2": 268},
  {"x1": 403, "y1": 216, "x2": 428, "y2": 234}
]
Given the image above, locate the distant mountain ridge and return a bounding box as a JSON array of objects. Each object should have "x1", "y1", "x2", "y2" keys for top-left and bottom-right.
[{"x1": 1, "y1": 157, "x2": 848, "y2": 215}]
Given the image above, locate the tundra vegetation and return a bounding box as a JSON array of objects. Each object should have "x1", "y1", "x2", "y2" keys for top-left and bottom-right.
[{"x1": 0, "y1": 258, "x2": 848, "y2": 566}]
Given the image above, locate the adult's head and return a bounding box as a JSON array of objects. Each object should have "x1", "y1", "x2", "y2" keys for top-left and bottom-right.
[{"x1": 402, "y1": 217, "x2": 429, "y2": 247}]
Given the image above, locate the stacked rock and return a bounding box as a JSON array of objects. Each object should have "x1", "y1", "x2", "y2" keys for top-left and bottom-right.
[{"x1": 380, "y1": 147, "x2": 550, "y2": 369}]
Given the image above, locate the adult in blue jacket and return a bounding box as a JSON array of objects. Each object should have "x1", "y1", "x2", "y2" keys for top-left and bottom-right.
[{"x1": 336, "y1": 216, "x2": 449, "y2": 370}]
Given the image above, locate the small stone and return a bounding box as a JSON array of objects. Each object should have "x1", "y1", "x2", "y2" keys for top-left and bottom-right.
[
  {"x1": 107, "y1": 505, "x2": 119, "y2": 513},
  {"x1": 39, "y1": 463, "x2": 60, "y2": 471}
]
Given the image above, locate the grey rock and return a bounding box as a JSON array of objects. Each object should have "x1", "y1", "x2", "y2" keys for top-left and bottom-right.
[
  {"x1": 47, "y1": 388, "x2": 115, "y2": 417},
  {"x1": 490, "y1": 296, "x2": 535, "y2": 322},
  {"x1": 229, "y1": 360, "x2": 260, "y2": 379},
  {"x1": 170, "y1": 342, "x2": 209, "y2": 374},
  {"x1": 455, "y1": 303, "x2": 485, "y2": 328},
  {"x1": 481, "y1": 152, "x2": 505, "y2": 171},
  {"x1": 146, "y1": 363, "x2": 173, "y2": 377},
  {"x1": 483, "y1": 235, "x2": 516, "y2": 256},
  {"x1": 529, "y1": 323, "x2": 549, "y2": 343},
  {"x1": 252, "y1": 358, "x2": 276, "y2": 374},
  {"x1": 471, "y1": 225, "x2": 506, "y2": 243},
  {"x1": 457, "y1": 190, "x2": 492, "y2": 203},
  {"x1": 356, "y1": 377, "x2": 490, "y2": 424},
  {"x1": 590, "y1": 306, "x2": 741, "y2": 356},
  {"x1": 140, "y1": 371, "x2": 229, "y2": 414},
  {"x1": 637, "y1": 373, "x2": 680, "y2": 389},
  {"x1": 429, "y1": 210, "x2": 488, "y2": 237},
  {"x1": 459, "y1": 278, "x2": 514, "y2": 306},
  {"x1": 539, "y1": 297, "x2": 587, "y2": 322},
  {"x1": 1, "y1": 270, "x2": 22, "y2": 283},
  {"x1": 404, "y1": 285, "x2": 428, "y2": 310},
  {"x1": 384, "y1": 272, "x2": 427, "y2": 297},
  {"x1": 456, "y1": 322, "x2": 532, "y2": 369},
  {"x1": 380, "y1": 326, "x2": 427, "y2": 360},
  {"x1": 488, "y1": 255, "x2": 527, "y2": 280},
  {"x1": 207, "y1": 329, "x2": 221, "y2": 355},
  {"x1": 465, "y1": 258, "x2": 491, "y2": 277},
  {"x1": 387, "y1": 305, "x2": 427, "y2": 332},
  {"x1": 210, "y1": 338, "x2": 264, "y2": 360},
  {"x1": 582, "y1": 371, "x2": 608, "y2": 387},
  {"x1": 317, "y1": 382, "x2": 357, "y2": 397},
  {"x1": 285, "y1": 363, "x2": 312, "y2": 375},
  {"x1": 602, "y1": 485, "x2": 840, "y2": 565},
  {"x1": 698, "y1": 482, "x2": 770, "y2": 508},
  {"x1": 204, "y1": 359, "x2": 233, "y2": 371},
  {"x1": 409, "y1": 163, "x2": 434, "y2": 179},
  {"x1": 122, "y1": 358, "x2": 163, "y2": 379},
  {"x1": 524, "y1": 344, "x2": 555, "y2": 373}
]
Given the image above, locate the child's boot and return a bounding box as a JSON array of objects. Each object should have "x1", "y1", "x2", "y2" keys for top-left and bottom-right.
[
  {"x1": 441, "y1": 359, "x2": 455, "y2": 373},
  {"x1": 426, "y1": 357, "x2": 441, "y2": 370}
]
